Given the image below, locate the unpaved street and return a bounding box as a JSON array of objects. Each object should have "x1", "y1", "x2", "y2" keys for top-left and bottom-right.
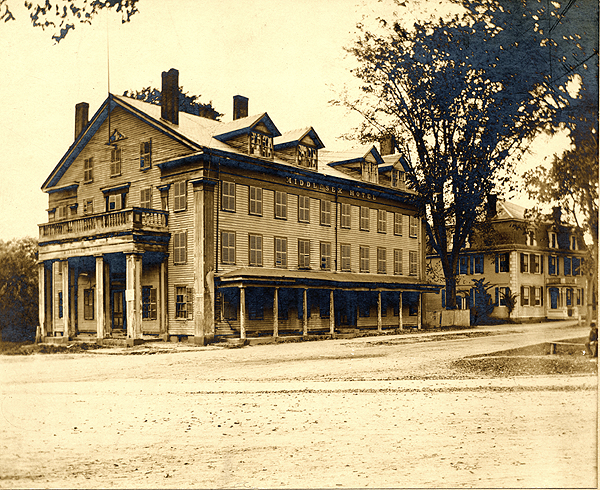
[{"x1": 1, "y1": 321, "x2": 597, "y2": 488}]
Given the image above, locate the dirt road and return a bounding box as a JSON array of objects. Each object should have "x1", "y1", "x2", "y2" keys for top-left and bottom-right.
[{"x1": 1, "y1": 321, "x2": 597, "y2": 488}]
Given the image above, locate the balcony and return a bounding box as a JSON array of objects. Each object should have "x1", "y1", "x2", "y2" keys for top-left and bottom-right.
[{"x1": 39, "y1": 207, "x2": 169, "y2": 244}]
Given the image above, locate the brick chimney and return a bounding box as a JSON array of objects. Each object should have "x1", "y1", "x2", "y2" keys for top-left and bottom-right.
[
  {"x1": 161, "y1": 68, "x2": 179, "y2": 125},
  {"x1": 487, "y1": 194, "x2": 497, "y2": 219},
  {"x1": 74, "y1": 102, "x2": 89, "y2": 140},
  {"x1": 379, "y1": 134, "x2": 395, "y2": 156},
  {"x1": 233, "y1": 95, "x2": 248, "y2": 120},
  {"x1": 552, "y1": 206, "x2": 562, "y2": 223}
]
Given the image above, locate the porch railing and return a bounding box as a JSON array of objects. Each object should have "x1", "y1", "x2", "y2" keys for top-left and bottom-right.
[{"x1": 39, "y1": 207, "x2": 169, "y2": 241}]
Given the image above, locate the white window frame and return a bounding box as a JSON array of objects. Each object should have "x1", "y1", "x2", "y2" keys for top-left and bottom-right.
[
  {"x1": 84, "y1": 157, "x2": 93, "y2": 183},
  {"x1": 320, "y1": 241, "x2": 331, "y2": 270},
  {"x1": 298, "y1": 239, "x2": 310, "y2": 269},
  {"x1": 360, "y1": 246, "x2": 370, "y2": 273},
  {"x1": 275, "y1": 237, "x2": 288, "y2": 267},
  {"x1": 340, "y1": 203, "x2": 351, "y2": 229},
  {"x1": 173, "y1": 181, "x2": 187, "y2": 212},
  {"x1": 222, "y1": 181, "x2": 236, "y2": 212},
  {"x1": 173, "y1": 231, "x2": 187, "y2": 265},
  {"x1": 140, "y1": 140, "x2": 152, "y2": 170},
  {"x1": 360, "y1": 206, "x2": 370, "y2": 231},
  {"x1": 140, "y1": 187, "x2": 152, "y2": 209},
  {"x1": 249, "y1": 186, "x2": 263, "y2": 216},
  {"x1": 110, "y1": 147, "x2": 122, "y2": 176},
  {"x1": 298, "y1": 195, "x2": 310, "y2": 223},
  {"x1": 320, "y1": 200, "x2": 331, "y2": 226},
  {"x1": 409, "y1": 215, "x2": 418, "y2": 238},
  {"x1": 249, "y1": 234, "x2": 262, "y2": 266},
  {"x1": 175, "y1": 286, "x2": 193, "y2": 319},
  {"x1": 394, "y1": 213, "x2": 403, "y2": 236},
  {"x1": 377, "y1": 209, "x2": 387, "y2": 233},
  {"x1": 221, "y1": 231, "x2": 236, "y2": 264},
  {"x1": 275, "y1": 191, "x2": 287, "y2": 219},
  {"x1": 340, "y1": 243, "x2": 351, "y2": 272},
  {"x1": 394, "y1": 249, "x2": 403, "y2": 275},
  {"x1": 377, "y1": 247, "x2": 387, "y2": 274},
  {"x1": 409, "y1": 250, "x2": 418, "y2": 276}
]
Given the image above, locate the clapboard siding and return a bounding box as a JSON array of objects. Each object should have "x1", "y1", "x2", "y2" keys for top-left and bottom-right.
[{"x1": 55, "y1": 106, "x2": 192, "y2": 217}]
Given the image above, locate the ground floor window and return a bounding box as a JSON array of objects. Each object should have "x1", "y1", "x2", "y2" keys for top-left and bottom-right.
[
  {"x1": 142, "y1": 286, "x2": 157, "y2": 320},
  {"x1": 175, "y1": 286, "x2": 193, "y2": 319},
  {"x1": 84, "y1": 289, "x2": 94, "y2": 320}
]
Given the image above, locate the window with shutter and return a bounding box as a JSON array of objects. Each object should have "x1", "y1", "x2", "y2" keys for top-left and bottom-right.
[
  {"x1": 360, "y1": 207, "x2": 370, "y2": 231},
  {"x1": 173, "y1": 231, "x2": 187, "y2": 264},
  {"x1": 140, "y1": 188, "x2": 152, "y2": 209},
  {"x1": 275, "y1": 237, "x2": 287, "y2": 267},
  {"x1": 320, "y1": 200, "x2": 331, "y2": 226},
  {"x1": 377, "y1": 247, "x2": 387, "y2": 274},
  {"x1": 221, "y1": 231, "x2": 236, "y2": 264},
  {"x1": 409, "y1": 216, "x2": 418, "y2": 237},
  {"x1": 298, "y1": 195, "x2": 310, "y2": 222},
  {"x1": 409, "y1": 250, "x2": 418, "y2": 276},
  {"x1": 249, "y1": 186, "x2": 262, "y2": 216},
  {"x1": 360, "y1": 246, "x2": 370, "y2": 273},
  {"x1": 340, "y1": 244, "x2": 351, "y2": 271},
  {"x1": 110, "y1": 147, "x2": 122, "y2": 176},
  {"x1": 140, "y1": 140, "x2": 152, "y2": 169},
  {"x1": 298, "y1": 239, "x2": 310, "y2": 268},
  {"x1": 173, "y1": 181, "x2": 187, "y2": 211},
  {"x1": 222, "y1": 182, "x2": 236, "y2": 212},
  {"x1": 275, "y1": 192, "x2": 287, "y2": 219},
  {"x1": 249, "y1": 234, "x2": 262, "y2": 266},
  {"x1": 340, "y1": 203, "x2": 351, "y2": 228},
  {"x1": 394, "y1": 249, "x2": 403, "y2": 275},
  {"x1": 320, "y1": 242, "x2": 331, "y2": 270},
  {"x1": 83, "y1": 157, "x2": 93, "y2": 182},
  {"x1": 394, "y1": 213, "x2": 403, "y2": 235},
  {"x1": 377, "y1": 209, "x2": 387, "y2": 233}
]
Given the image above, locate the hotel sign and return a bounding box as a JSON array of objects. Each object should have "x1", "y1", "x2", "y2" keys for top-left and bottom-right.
[{"x1": 285, "y1": 176, "x2": 377, "y2": 201}]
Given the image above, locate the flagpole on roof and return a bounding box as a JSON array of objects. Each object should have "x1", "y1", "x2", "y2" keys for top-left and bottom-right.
[{"x1": 106, "y1": 7, "x2": 111, "y2": 144}]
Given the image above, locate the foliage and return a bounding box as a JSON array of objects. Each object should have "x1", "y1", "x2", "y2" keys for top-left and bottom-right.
[
  {"x1": 337, "y1": 1, "x2": 575, "y2": 309},
  {"x1": 470, "y1": 278, "x2": 495, "y2": 325},
  {"x1": 1, "y1": 0, "x2": 139, "y2": 42},
  {"x1": 123, "y1": 86, "x2": 223, "y2": 121},
  {"x1": 0, "y1": 237, "x2": 38, "y2": 342},
  {"x1": 499, "y1": 288, "x2": 518, "y2": 321}
]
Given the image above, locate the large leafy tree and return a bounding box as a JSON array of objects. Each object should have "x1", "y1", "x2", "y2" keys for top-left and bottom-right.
[
  {"x1": 0, "y1": 237, "x2": 38, "y2": 342},
  {"x1": 123, "y1": 86, "x2": 223, "y2": 121},
  {"x1": 338, "y1": 1, "x2": 574, "y2": 308},
  {"x1": 1, "y1": 0, "x2": 139, "y2": 42}
]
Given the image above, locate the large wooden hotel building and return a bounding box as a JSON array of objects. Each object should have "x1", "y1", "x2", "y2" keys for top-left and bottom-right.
[{"x1": 38, "y1": 69, "x2": 439, "y2": 345}]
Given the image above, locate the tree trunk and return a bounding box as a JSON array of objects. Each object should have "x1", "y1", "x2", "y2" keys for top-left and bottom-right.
[{"x1": 445, "y1": 275, "x2": 458, "y2": 310}]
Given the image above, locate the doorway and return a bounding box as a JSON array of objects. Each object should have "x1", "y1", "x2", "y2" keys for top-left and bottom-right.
[{"x1": 112, "y1": 290, "x2": 126, "y2": 330}]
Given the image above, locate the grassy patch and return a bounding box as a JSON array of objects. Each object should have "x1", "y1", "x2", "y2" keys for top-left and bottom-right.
[
  {"x1": 0, "y1": 341, "x2": 102, "y2": 355},
  {"x1": 453, "y1": 355, "x2": 597, "y2": 377}
]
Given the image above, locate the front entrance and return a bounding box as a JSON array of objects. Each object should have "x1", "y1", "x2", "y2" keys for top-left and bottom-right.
[{"x1": 112, "y1": 290, "x2": 126, "y2": 330}]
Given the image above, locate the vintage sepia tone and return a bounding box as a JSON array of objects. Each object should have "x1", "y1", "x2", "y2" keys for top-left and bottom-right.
[{"x1": 0, "y1": 0, "x2": 597, "y2": 488}]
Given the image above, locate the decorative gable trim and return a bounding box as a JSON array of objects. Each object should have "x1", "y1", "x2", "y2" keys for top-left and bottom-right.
[
  {"x1": 109, "y1": 129, "x2": 126, "y2": 143},
  {"x1": 213, "y1": 113, "x2": 281, "y2": 142},
  {"x1": 273, "y1": 127, "x2": 325, "y2": 151}
]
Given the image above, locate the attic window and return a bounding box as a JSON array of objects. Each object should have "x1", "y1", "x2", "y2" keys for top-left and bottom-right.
[
  {"x1": 250, "y1": 132, "x2": 273, "y2": 158},
  {"x1": 391, "y1": 169, "x2": 405, "y2": 189},
  {"x1": 298, "y1": 145, "x2": 317, "y2": 169},
  {"x1": 361, "y1": 162, "x2": 378, "y2": 184},
  {"x1": 140, "y1": 140, "x2": 152, "y2": 169},
  {"x1": 111, "y1": 146, "x2": 122, "y2": 176},
  {"x1": 84, "y1": 157, "x2": 93, "y2": 183}
]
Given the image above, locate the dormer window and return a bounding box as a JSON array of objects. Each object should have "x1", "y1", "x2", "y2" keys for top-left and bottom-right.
[
  {"x1": 570, "y1": 235, "x2": 578, "y2": 250},
  {"x1": 298, "y1": 145, "x2": 317, "y2": 169},
  {"x1": 526, "y1": 230, "x2": 537, "y2": 246},
  {"x1": 549, "y1": 231, "x2": 558, "y2": 249},
  {"x1": 361, "y1": 162, "x2": 378, "y2": 183},
  {"x1": 391, "y1": 169, "x2": 405, "y2": 189},
  {"x1": 250, "y1": 131, "x2": 273, "y2": 158}
]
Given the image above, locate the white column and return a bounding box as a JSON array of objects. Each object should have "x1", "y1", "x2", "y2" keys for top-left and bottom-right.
[
  {"x1": 37, "y1": 263, "x2": 46, "y2": 342},
  {"x1": 240, "y1": 286, "x2": 246, "y2": 339},
  {"x1": 62, "y1": 260, "x2": 70, "y2": 338},
  {"x1": 160, "y1": 260, "x2": 167, "y2": 338},
  {"x1": 303, "y1": 289, "x2": 308, "y2": 336},
  {"x1": 329, "y1": 290, "x2": 335, "y2": 335},
  {"x1": 417, "y1": 293, "x2": 422, "y2": 329},
  {"x1": 126, "y1": 254, "x2": 142, "y2": 340},
  {"x1": 398, "y1": 292, "x2": 403, "y2": 330},
  {"x1": 273, "y1": 288, "x2": 279, "y2": 338},
  {"x1": 95, "y1": 256, "x2": 105, "y2": 339},
  {"x1": 377, "y1": 291, "x2": 382, "y2": 332}
]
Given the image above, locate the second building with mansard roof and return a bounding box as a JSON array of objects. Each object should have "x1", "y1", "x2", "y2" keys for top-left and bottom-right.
[{"x1": 38, "y1": 68, "x2": 440, "y2": 345}]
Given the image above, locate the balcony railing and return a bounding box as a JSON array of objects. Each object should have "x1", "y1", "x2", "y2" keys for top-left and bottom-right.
[{"x1": 39, "y1": 207, "x2": 169, "y2": 241}]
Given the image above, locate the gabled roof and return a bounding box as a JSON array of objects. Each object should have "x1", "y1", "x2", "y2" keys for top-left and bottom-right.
[
  {"x1": 212, "y1": 113, "x2": 281, "y2": 142},
  {"x1": 321, "y1": 145, "x2": 384, "y2": 168},
  {"x1": 379, "y1": 153, "x2": 411, "y2": 173},
  {"x1": 273, "y1": 127, "x2": 325, "y2": 150},
  {"x1": 495, "y1": 201, "x2": 526, "y2": 221}
]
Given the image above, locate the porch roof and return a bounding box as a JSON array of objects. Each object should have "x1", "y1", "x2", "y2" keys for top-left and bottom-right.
[{"x1": 216, "y1": 267, "x2": 442, "y2": 291}]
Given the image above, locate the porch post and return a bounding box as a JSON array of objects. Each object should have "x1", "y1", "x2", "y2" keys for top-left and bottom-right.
[
  {"x1": 70, "y1": 266, "x2": 76, "y2": 337},
  {"x1": 240, "y1": 286, "x2": 246, "y2": 340},
  {"x1": 377, "y1": 291, "x2": 382, "y2": 332},
  {"x1": 62, "y1": 260, "x2": 70, "y2": 339},
  {"x1": 398, "y1": 292, "x2": 403, "y2": 330},
  {"x1": 303, "y1": 289, "x2": 308, "y2": 336},
  {"x1": 329, "y1": 289, "x2": 335, "y2": 335},
  {"x1": 104, "y1": 261, "x2": 110, "y2": 337},
  {"x1": 160, "y1": 260, "x2": 168, "y2": 339},
  {"x1": 417, "y1": 293, "x2": 422, "y2": 329},
  {"x1": 37, "y1": 263, "x2": 46, "y2": 342},
  {"x1": 273, "y1": 287, "x2": 279, "y2": 338},
  {"x1": 95, "y1": 255, "x2": 105, "y2": 339},
  {"x1": 126, "y1": 253, "x2": 142, "y2": 343}
]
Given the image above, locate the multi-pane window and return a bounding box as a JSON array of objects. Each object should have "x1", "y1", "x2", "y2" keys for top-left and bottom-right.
[
  {"x1": 549, "y1": 232, "x2": 557, "y2": 248},
  {"x1": 391, "y1": 169, "x2": 405, "y2": 189},
  {"x1": 377, "y1": 247, "x2": 387, "y2": 274},
  {"x1": 526, "y1": 231, "x2": 537, "y2": 246},
  {"x1": 249, "y1": 234, "x2": 263, "y2": 266},
  {"x1": 140, "y1": 188, "x2": 152, "y2": 209},
  {"x1": 275, "y1": 191, "x2": 287, "y2": 219},
  {"x1": 140, "y1": 140, "x2": 152, "y2": 169},
  {"x1": 173, "y1": 181, "x2": 187, "y2": 211},
  {"x1": 409, "y1": 215, "x2": 418, "y2": 237},
  {"x1": 340, "y1": 203, "x2": 351, "y2": 228},
  {"x1": 377, "y1": 209, "x2": 387, "y2": 233},
  {"x1": 532, "y1": 254, "x2": 540, "y2": 274},
  {"x1": 84, "y1": 199, "x2": 94, "y2": 215},
  {"x1": 394, "y1": 249, "x2": 403, "y2": 275},
  {"x1": 533, "y1": 287, "x2": 542, "y2": 306},
  {"x1": 564, "y1": 256, "x2": 572, "y2": 275},
  {"x1": 549, "y1": 255, "x2": 557, "y2": 275},
  {"x1": 498, "y1": 252, "x2": 509, "y2": 272},
  {"x1": 361, "y1": 161, "x2": 378, "y2": 183},
  {"x1": 249, "y1": 186, "x2": 262, "y2": 216},
  {"x1": 320, "y1": 242, "x2": 331, "y2": 270},
  {"x1": 110, "y1": 147, "x2": 122, "y2": 176},
  {"x1": 173, "y1": 231, "x2": 187, "y2": 264},
  {"x1": 222, "y1": 181, "x2": 236, "y2": 212},
  {"x1": 520, "y1": 253, "x2": 529, "y2": 273},
  {"x1": 298, "y1": 239, "x2": 310, "y2": 269},
  {"x1": 394, "y1": 213, "x2": 403, "y2": 235},
  {"x1": 298, "y1": 144, "x2": 317, "y2": 168},
  {"x1": 83, "y1": 289, "x2": 94, "y2": 320},
  {"x1": 107, "y1": 193, "x2": 124, "y2": 211},
  {"x1": 409, "y1": 250, "x2": 418, "y2": 276},
  {"x1": 250, "y1": 131, "x2": 273, "y2": 158},
  {"x1": 360, "y1": 207, "x2": 370, "y2": 231},
  {"x1": 298, "y1": 195, "x2": 310, "y2": 222},
  {"x1": 142, "y1": 286, "x2": 157, "y2": 320},
  {"x1": 275, "y1": 237, "x2": 287, "y2": 267},
  {"x1": 221, "y1": 231, "x2": 236, "y2": 264},
  {"x1": 340, "y1": 244, "x2": 351, "y2": 272},
  {"x1": 84, "y1": 157, "x2": 93, "y2": 182},
  {"x1": 320, "y1": 200, "x2": 331, "y2": 226},
  {"x1": 521, "y1": 286, "x2": 530, "y2": 306},
  {"x1": 360, "y1": 246, "x2": 370, "y2": 273},
  {"x1": 473, "y1": 255, "x2": 484, "y2": 274},
  {"x1": 459, "y1": 256, "x2": 469, "y2": 275},
  {"x1": 175, "y1": 286, "x2": 193, "y2": 319}
]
